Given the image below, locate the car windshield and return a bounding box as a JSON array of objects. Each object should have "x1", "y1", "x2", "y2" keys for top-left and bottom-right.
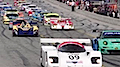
[
  {"x1": 6, "y1": 10, "x2": 17, "y2": 12},
  {"x1": 58, "y1": 44, "x2": 86, "y2": 53},
  {"x1": 18, "y1": 2, "x2": 26, "y2": 4},
  {"x1": 6, "y1": 14, "x2": 18, "y2": 19},
  {"x1": 29, "y1": 6, "x2": 36, "y2": 8},
  {"x1": 102, "y1": 32, "x2": 120, "y2": 38},
  {"x1": 23, "y1": 4, "x2": 30, "y2": 6},
  {"x1": 13, "y1": 20, "x2": 26, "y2": 25},
  {"x1": 46, "y1": 15, "x2": 59, "y2": 18}
]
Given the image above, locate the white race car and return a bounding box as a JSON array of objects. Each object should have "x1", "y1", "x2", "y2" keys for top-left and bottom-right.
[
  {"x1": 28, "y1": 8, "x2": 42, "y2": 17},
  {"x1": 25, "y1": 4, "x2": 38, "y2": 13},
  {"x1": 19, "y1": 2, "x2": 31, "y2": 11},
  {"x1": 40, "y1": 38, "x2": 102, "y2": 67}
]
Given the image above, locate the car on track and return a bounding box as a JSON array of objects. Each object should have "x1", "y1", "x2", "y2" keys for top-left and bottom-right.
[
  {"x1": 50, "y1": 18, "x2": 74, "y2": 30},
  {"x1": 0, "y1": 2, "x2": 9, "y2": 5},
  {"x1": 43, "y1": 13, "x2": 61, "y2": 26},
  {"x1": 0, "y1": 5, "x2": 13, "y2": 16},
  {"x1": 19, "y1": 2, "x2": 31, "y2": 11},
  {"x1": 25, "y1": 4, "x2": 38, "y2": 13},
  {"x1": 92, "y1": 30, "x2": 120, "y2": 54},
  {"x1": 32, "y1": 10, "x2": 51, "y2": 22},
  {"x1": 14, "y1": 0, "x2": 26, "y2": 7},
  {"x1": 27, "y1": 8, "x2": 42, "y2": 17},
  {"x1": 3, "y1": 10, "x2": 19, "y2": 24},
  {"x1": 12, "y1": 18, "x2": 39, "y2": 36},
  {"x1": 40, "y1": 38, "x2": 102, "y2": 67}
]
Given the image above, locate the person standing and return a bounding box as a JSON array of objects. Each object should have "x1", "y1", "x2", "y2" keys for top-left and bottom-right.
[{"x1": 71, "y1": 0, "x2": 75, "y2": 11}]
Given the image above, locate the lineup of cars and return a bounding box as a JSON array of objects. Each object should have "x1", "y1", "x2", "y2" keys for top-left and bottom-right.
[{"x1": 1, "y1": 0, "x2": 120, "y2": 67}]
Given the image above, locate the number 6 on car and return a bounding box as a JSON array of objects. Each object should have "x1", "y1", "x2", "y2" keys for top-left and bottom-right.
[{"x1": 40, "y1": 38, "x2": 102, "y2": 67}]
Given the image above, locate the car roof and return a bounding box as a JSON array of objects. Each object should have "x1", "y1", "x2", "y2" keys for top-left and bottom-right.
[
  {"x1": 103, "y1": 30, "x2": 120, "y2": 32},
  {"x1": 28, "y1": 4, "x2": 36, "y2": 6}
]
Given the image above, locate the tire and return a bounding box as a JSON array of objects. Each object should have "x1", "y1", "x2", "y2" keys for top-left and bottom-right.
[
  {"x1": 41, "y1": 63, "x2": 44, "y2": 67},
  {"x1": 9, "y1": 28, "x2": 12, "y2": 30},
  {"x1": 13, "y1": 32, "x2": 16, "y2": 37}
]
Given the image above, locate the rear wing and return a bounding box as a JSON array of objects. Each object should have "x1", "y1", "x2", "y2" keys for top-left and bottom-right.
[
  {"x1": 50, "y1": 18, "x2": 71, "y2": 20},
  {"x1": 40, "y1": 38, "x2": 91, "y2": 45}
]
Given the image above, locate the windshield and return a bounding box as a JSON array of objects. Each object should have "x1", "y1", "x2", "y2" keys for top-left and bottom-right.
[
  {"x1": 18, "y1": 2, "x2": 26, "y2": 4},
  {"x1": 6, "y1": 14, "x2": 18, "y2": 19},
  {"x1": 29, "y1": 6, "x2": 36, "y2": 8},
  {"x1": 6, "y1": 10, "x2": 17, "y2": 12},
  {"x1": 46, "y1": 15, "x2": 59, "y2": 18},
  {"x1": 13, "y1": 20, "x2": 26, "y2": 25},
  {"x1": 58, "y1": 44, "x2": 86, "y2": 53},
  {"x1": 102, "y1": 32, "x2": 120, "y2": 38},
  {"x1": 22, "y1": 4, "x2": 30, "y2": 6}
]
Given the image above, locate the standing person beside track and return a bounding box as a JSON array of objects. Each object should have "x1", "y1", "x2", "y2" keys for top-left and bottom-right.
[{"x1": 71, "y1": 0, "x2": 75, "y2": 11}]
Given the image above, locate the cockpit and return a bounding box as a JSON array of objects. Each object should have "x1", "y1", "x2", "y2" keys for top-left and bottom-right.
[{"x1": 58, "y1": 42, "x2": 86, "y2": 53}]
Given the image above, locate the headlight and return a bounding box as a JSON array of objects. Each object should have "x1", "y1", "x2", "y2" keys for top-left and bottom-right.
[
  {"x1": 91, "y1": 57, "x2": 100, "y2": 64},
  {"x1": 49, "y1": 57, "x2": 58, "y2": 63},
  {"x1": 53, "y1": 25, "x2": 57, "y2": 27},
  {"x1": 103, "y1": 41, "x2": 108, "y2": 45},
  {"x1": 69, "y1": 24, "x2": 73, "y2": 27},
  {"x1": 49, "y1": 58, "x2": 53, "y2": 63},
  {"x1": 46, "y1": 19, "x2": 50, "y2": 21}
]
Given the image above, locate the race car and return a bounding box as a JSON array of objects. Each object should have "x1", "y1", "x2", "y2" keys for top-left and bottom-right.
[
  {"x1": 3, "y1": 11, "x2": 19, "y2": 24},
  {"x1": 40, "y1": 38, "x2": 102, "y2": 67},
  {"x1": 43, "y1": 13, "x2": 61, "y2": 26},
  {"x1": 92, "y1": 30, "x2": 120, "y2": 54},
  {"x1": 19, "y1": 2, "x2": 31, "y2": 11},
  {"x1": 28, "y1": 8, "x2": 42, "y2": 17},
  {"x1": 0, "y1": 5, "x2": 13, "y2": 16},
  {"x1": 32, "y1": 10, "x2": 51, "y2": 22},
  {"x1": 50, "y1": 18, "x2": 74, "y2": 30},
  {"x1": 14, "y1": 0, "x2": 26, "y2": 7},
  {"x1": 25, "y1": 4, "x2": 38, "y2": 13},
  {"x1": 0, "y1": 2, "x2": 9, "y2": 5},
  {"x1": 12, "y1": 18, "x2": 39, "y2": 36}
]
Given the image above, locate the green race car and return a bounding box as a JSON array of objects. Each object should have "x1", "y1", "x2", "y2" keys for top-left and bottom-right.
[{"x1": 92, "y1": 30, "x2": 120, "y2": 54}]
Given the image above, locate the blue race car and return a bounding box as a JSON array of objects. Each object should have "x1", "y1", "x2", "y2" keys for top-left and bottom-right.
[
  {"x1": 12, "y1": 18, "x2": 39, "y2": 36},
  {"x1": 31, "y1": 10, "x2": 51, "y2": 23}
]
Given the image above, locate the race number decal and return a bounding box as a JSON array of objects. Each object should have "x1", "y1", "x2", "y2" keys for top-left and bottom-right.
[{"x1": 69, "y1": 55, "x2": 79, "y2": 60}]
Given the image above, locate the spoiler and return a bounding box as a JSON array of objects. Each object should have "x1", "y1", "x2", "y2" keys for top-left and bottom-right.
[
  {"x1": 50, "y1": 18, "x2": 71, "y2": 20},
  {"x1": 40, "y1": 38, "x2": 91, "y2": 44}
]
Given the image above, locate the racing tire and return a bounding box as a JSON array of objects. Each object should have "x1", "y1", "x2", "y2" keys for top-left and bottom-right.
[
  {"x1": 41, "y1": 63, "x2": 44, "y2": 67},
  {"x1": 9, "y1": 28, "x2": 12, "y2": 30},
  {"x1": 13, "y1": 32, "x2": 16, "y2": 37}
]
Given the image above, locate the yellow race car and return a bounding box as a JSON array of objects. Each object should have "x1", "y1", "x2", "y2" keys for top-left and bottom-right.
[
  {"x1": 3, "y1": 9, "x2": 19, "y2": 24},
  {"x1": 43, "y1": 13, "x2": 61, "y2": 26},
  {"x1": 12, "y1": 18, "x2": 39, "y2": 36}
]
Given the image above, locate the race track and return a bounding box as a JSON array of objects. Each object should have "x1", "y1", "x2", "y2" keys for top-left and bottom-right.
[{"x1": 0, "y1": 0, "x2": 120, "y2": 67}]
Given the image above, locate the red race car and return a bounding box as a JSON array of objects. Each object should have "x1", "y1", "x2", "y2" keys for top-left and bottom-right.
[{"x1": 50, "y1": 18, "x2": 74, "y2": 30}]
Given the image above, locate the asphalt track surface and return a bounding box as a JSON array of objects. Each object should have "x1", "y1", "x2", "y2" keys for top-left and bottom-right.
[{"x1": 1, "y1": 0, "x2": 120, "y2": 67}]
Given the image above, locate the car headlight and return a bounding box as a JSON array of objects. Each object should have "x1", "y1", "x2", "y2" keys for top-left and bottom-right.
[
  {"x1": 103, "y1": 41, "x2": 108, "y2": 45},
  {"x1": 46, "y1": 19, "x2": 50, "y2": 21},
  {"x1": 91, "y1": 57, "x2": 100, "y2": 64},
  {"x1": 49, "y1": 57, "x2": 58, "y2": 63},
  {"x1": 69, "y1": 24, "x2": 73, "y2": 27},
  {"x1": 49, "y1": 58, "x2": 53, "y2": 63}
]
